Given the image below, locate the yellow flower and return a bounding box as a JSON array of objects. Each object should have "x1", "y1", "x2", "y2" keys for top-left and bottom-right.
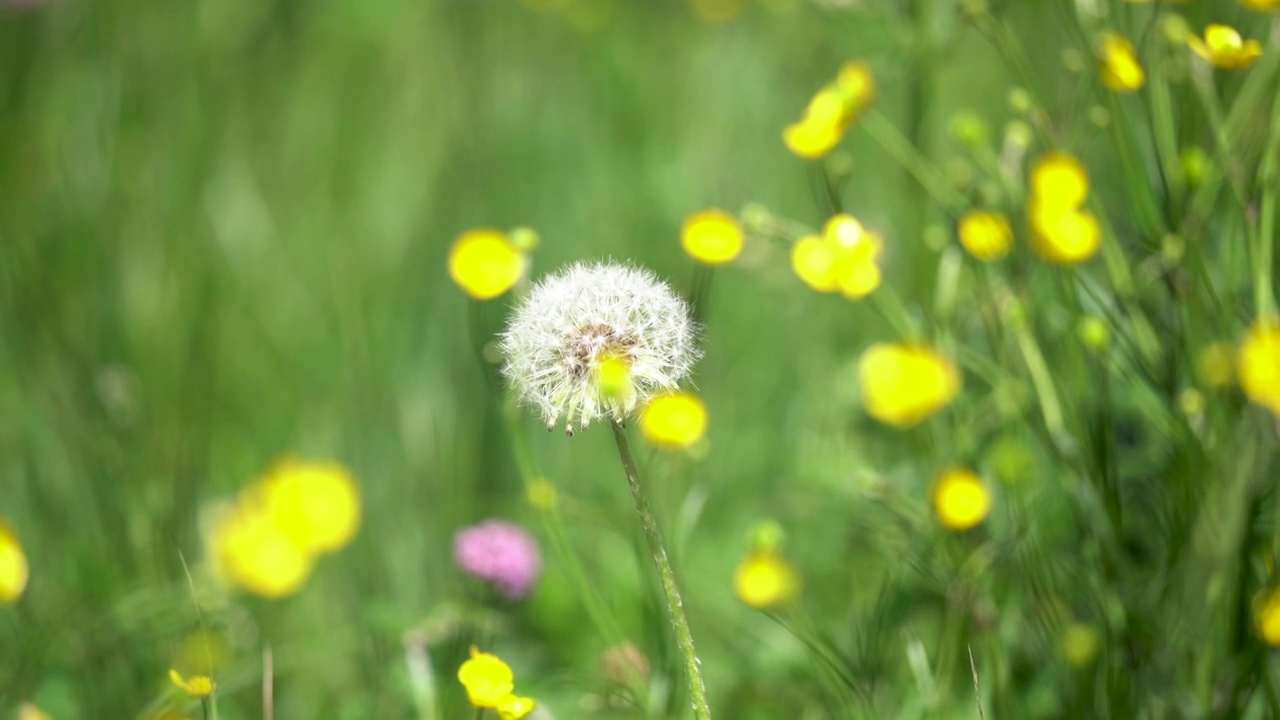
[
  {"x1": 0, "y1": 521, "x2": 29, "y2": 605},
  {"x1": 1241, "y1": 0, "x2": 1280, "y2": 10},
  {"x1": 791, "y1": 216, "x2": 883, "y2": 298},
  {"x1": 457, "y1": 646, "x2": 516, "y2": 709},
  {"x1": 733, "y1": 551, "x2": 800, "y2": 610},
  {"x1": 1239, "y1": 319, "x2": 1280, "y2": 416},
  {"x1": 1099, "y1": 32, "x2": 1145, "y2": 92},
  {"x1": 1196, "y1": 342, "x2": 1236, "y2": 389},
  {"x1": 791, "y1": 234, "x2": 839, "y2": 291},
  {"x1": 262, "y1": 460, "x2": 361, "y2": 555},
  {"x1": 448, "y1": 229, "x2": 529, "y2": 300},
  {"x1": 639, "y1": 391, "x2": 708, "y2": 450},
  {"x1": 1255, "y1": 588, "x2": 1280, "y2": 645},
  {"x1": 525, "y1": 478, "x2": 558, "y2": 512},
  {"x1": 932, "y1": 468, "x2": 991, "y2": 531},
  {"x1": 212, "y1": 501, "x2": 314, "y2": 599},
  {"x1": 957, "y1": 211, "x2": 1014, "y2": 261},
  {"x1": 783, "y1": 63, "x2": 876, "y2": 160},
  {"x1": 497, "y1": 694, "x2": 537, "y2": 720},
  {"x1": 1030, "y1": 152, "x2": 1090, "y2": 210},
  {"x1": 1189, "y1": 25, "x2": 1264, "y2": 70},
  {"x1": 169, "y1": 668, "x2": 216, "y2": 698},
  {"x1": 858, "y1": 343, "x2": 961, "y2": 429},
  {"x1": 681, "y1": 209, "x2": 744, "y2": 265},
  {"x1": 1028, "y1": 203, "x2": 1102, "y2": 264}
]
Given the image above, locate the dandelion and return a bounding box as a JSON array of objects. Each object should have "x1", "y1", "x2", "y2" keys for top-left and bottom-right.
[
  {"x1": 639, "y1": 391, "x2": 708, "y2": 450},
  {"x1": 1189, "y1": 25, "x2": 1264, "y2": 70},
  {"x1": 500, "y1": 262, "x2": 700, "y2": 435},
  {"x1": 260, "y1": 459, "x2": 361, "y2": 555},
  {"x1": 449, "y1": 228, "x2": 530, "y2": 300},
  {"x1": 957, "y1": 211, "x2": 1014, "y2": 261},
  {"x1": 858, "y1": 343, "x2": 961, "y2": 428},
  {"x1": 501, "y1": 261, "x2": 711, "y2": 719},
  {"x1": 791, "y1": 214, "x2": 884, "y2": 299},
  {"x1": 1238, "y1": 319, "x2": 1280, "y2": 416},
  {"x1": 783, "y1": 62, "x2": 876, "y2": 160},
  {"x1": 457, "y1": 646, "x2": 536, "y2": 719},
  {"x1": 0, "y1": 521, "x2": 28, "y2": 605},
  {"x1": 1255, "y1": 588, "x2": 1280, "y2": 645},
  {"x1": 453, "y1": 519, "x2": 542, "y2": 600},
  {"x1": 681, "y1": 209, "x2": 745, "y2": 265},
  {"x1": 932, "y1": 468, "x2": 991, "y2": 531},
  {"x1": 1098, "y1": 32, "x2": 1145, "y2": 92},
  {"x1": 169, "y1": 669, "x2": 216, "y2": 698}
]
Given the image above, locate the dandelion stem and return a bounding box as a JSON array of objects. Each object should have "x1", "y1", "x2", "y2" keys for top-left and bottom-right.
[{"x1": 609, "y1": 421, "x2": 712, "y2": 720}]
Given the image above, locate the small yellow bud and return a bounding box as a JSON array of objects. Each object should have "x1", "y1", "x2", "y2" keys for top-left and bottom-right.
[
  {"x1": 1077, "y1": 316, "x2": 1111, "y2": 351},
  {"x1": 1060, "y1": 623, "x2": 1100, "y2": 667},
  {"x1": 681, "y1": 209, "x2": 745, "y2": 265},
  {"x1": 957, "y1": 211, "x2": 1014, "y2": 261},
  {"x1": 932, "y1": 468, "x2": 991, "y2": 531}
]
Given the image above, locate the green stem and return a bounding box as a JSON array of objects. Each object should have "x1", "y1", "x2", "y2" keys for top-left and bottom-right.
[
  {"x1": 861, "y1": 110, "x2": 964, "y2": 215},
  {"x1": 1255, "y1": 83, "x2": 1280, "y2": 320},
  {"x1": 609, "y1": 422, "x2": 712, "y2": 720}
]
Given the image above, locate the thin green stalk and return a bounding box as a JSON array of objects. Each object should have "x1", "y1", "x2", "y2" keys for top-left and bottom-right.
[
  {"x1": 1105, "y1": 92, "x2": 1165, "y2": 239},
  {"x1": 609, "y1": 422, "x2": 711, "y2": 720},
  {"x1": 1254, "y1": 84, "x2": 1280, "y2": 320},
  {"x1": 861, "y1": 110, "x2": 964, "y2": 215}
]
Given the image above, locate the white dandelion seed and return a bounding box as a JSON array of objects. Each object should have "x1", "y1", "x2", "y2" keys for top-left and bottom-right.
[{"x1": 500, "y1": 261, "x2": 701, "y2": 435}]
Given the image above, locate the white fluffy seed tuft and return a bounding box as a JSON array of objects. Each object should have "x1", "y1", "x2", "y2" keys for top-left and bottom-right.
[{"x1": 499, "y1": 262, "x2": 701, "y2": 435}]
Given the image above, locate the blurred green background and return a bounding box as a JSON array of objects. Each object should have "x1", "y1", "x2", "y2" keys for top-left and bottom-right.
[{"x1": 2, "y1": 0, "x2": 1277, "y2": 718}]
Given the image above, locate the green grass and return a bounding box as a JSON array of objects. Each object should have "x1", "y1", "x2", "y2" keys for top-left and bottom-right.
[{"x1": 2, "y1": 0, "x2": 1279, "y2": 718}]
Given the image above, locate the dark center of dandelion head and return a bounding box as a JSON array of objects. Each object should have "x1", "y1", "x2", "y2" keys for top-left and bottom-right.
[{"x1": 563, "y1": 323, "x2": 638, "y2": 379}]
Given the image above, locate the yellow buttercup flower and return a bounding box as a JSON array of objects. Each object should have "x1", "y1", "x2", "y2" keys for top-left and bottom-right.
[
  {"x1": 791, "y1": 234, "x2": 839, "y2": 291},
  {"x1": 957, "y1": 211, "x2": 1014, "y2": 261},
  {"x1": 858, "y1": 343, "x2": 961, "y2": 429},
  {"x1": 497, "y1": 694, "x2": 537, "y2": 720},
  {"x1": 681, "y1": 209, "x2": 744, "y2": 265},
  {"x1": 0, "y1": 521, "x2": 28, "y2": 605},
  {"x1": 1189, "y1": 25, "x2": 1263, "y2": 70},
  {"x1": 640, "y1": 391, "x2": 708, "y2": 450},
  {"x1": 1239, "y1": 319, "x2": 1280, "y2": 416},
  {"x1": 1099, "y1": 32, "x2": 1145, "y2": 92},
  {"x1": 733, "y1": 551, "x2": 800, "y2": 610},
  {"x1": 1255, "y1": 588, "x2": 1280, "y2": 645},
  {"x1": 1028, "y1": 203, "x2": 1101, "y2": 264},
  {"x1": 213, "y1": 500, "x2": 315, "y2": 599},
  {"x1": 448, "y1": 229, "x2": 529, "y2": 300},
  {"x1": 932, "y1": 468, "x2": 991, "y2": 531},
  {"x1": 783, "y1": 63, "x2": 876, "y2": 160},
  {"x1": 458, "y1": 646, "x2": 517, "y2": 709},
  {"x1": 169, "y1": 668, "x2": 216, "y2": 698},
  {"x1": 791, "y1": 215, "x2": 883, "y2": 298},
  {"x1": 1241, "y1": 0, "x2": 1280, "y2": 10},
  {"x1": 262, "y1": 460, "x2": 361, "y2": 555},
  {"x1": 1030, "y1": 153, "x2": 1090, "y2": 210}
]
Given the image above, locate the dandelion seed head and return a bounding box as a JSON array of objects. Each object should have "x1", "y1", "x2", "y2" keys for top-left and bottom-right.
[{"x1": 500, "y1": 262, "x2": 700, "y2": 434}]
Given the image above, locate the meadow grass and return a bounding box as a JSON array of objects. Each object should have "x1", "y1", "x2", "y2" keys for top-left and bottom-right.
[{"x1": 2, "y1": 0, "x2": 1279, "y2": 718}]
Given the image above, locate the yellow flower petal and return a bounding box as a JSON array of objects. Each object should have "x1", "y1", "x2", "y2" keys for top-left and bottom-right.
[
  {"x1": 783, "y1": 116, "x2": 843, "y2": 160},
  {"x1": 681, "y1": 209, "x2": 745, "y2": 265},
  {"x1": 1030, "y1": 152, "x2": 1090, "y2": 210},
  {"x1": 932, "y1": 468, "x2": 991, "y2": 531},
  {"x1": 733, "y1": 551, "x2": 800, "y2": 610},
  {"x1": 1028, "y1": 203, "x2": 1101, "y2": 265},
  {"x1": 858, "y1": 343, "x2": 961, "y2": 429},
  {"x1": 1239, "y1": 319, "x2": 1280, "y2": 417},
  {"x1": 1256, "y1": 588, "x2": 1280, "y2": 645},
  {"x1": 448, "y1": 229, "x2": 528, "y2": 300},
  {"x1": 957, "y1": 211, "x2": 1014, "y2": 261},
  {"x1": 835, "y1": 61, "x2": 877, "y2": 109},
  {"x1": 458, "y1": 646, "x2": 516, "y2": 709},
  {"x1": 1190, "y1": 25, "x2": 1264, "y2": 70},
  {"x1": 169, "y1": 669, "x2": 216, "y2": 698},
  {"x1": 497, "y1": 693, "x2": 537, "y2": 720},
  {"x1": 263, "y1": 460, "x2": 362, "y2": 555},
  {"x1": 213, "y1": 501, "x2": 314, "y2": 599},
  {"x1": 639, "y1": 391, "x2": 708, "y2": 450},
  {"x1": 791, "y1": 234, "x2": 838, "y2": 292},
  {"x1": 1241, "y1": 0, "x2": 1280, "y2": 10},
  {"x1": 0, "y1": 522, "x2": 29, "y2": 605},
  {"x1": 1099, "y1": 32, "x2": 1145, "y2": 92}
]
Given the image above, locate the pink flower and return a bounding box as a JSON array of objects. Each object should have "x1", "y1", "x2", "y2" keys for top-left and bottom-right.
[{"x1": 453, "y1": 520, "x2": 541, "y2": 600}]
